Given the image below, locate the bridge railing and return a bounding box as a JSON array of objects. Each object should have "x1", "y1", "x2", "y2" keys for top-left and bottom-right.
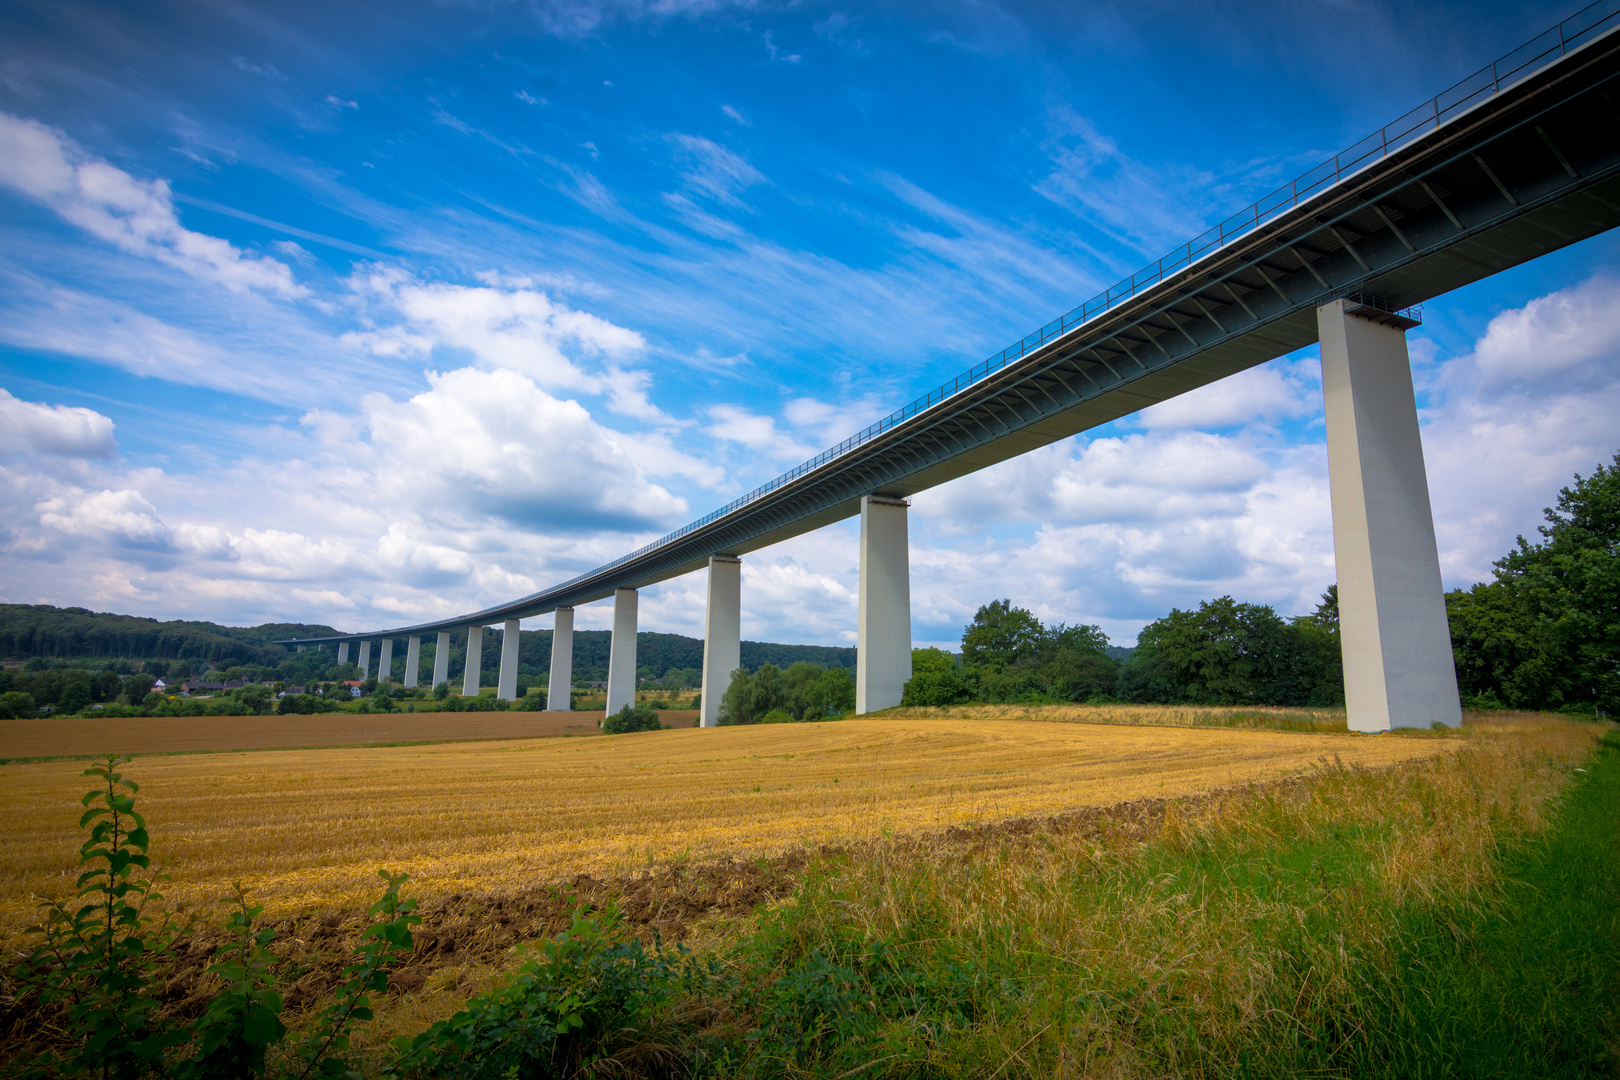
[{"x1": 571, "y1": 0, "x2": 1620, "y2": 588}]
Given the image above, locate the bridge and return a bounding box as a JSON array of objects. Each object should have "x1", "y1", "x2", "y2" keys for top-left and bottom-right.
[{"x1": 278, "y1": 3, "x2": 1620, "y2": 732}]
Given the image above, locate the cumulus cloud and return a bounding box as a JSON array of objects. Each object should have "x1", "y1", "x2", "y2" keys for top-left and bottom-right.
[
  {"x1": 0, "y1": 388, "x2": 116, "y2": 458},
  {"x1": 0, "y1": 113, "x2": 304, "y2": 298},
  {"x1": 1463, "y1": 273, "x2": 1620, "y2": 389},
  {"x1": 344, "y1": 268, "x2": 646, "y2": 393},
  {"x1": 707, "y1": 403, "x2": 815, "y2": 458},
  {"x1": 1132, "y1": 358, "x2": 1318, "y2": 431},
  {"x1": 362, "y1": 366, "x2": 687, "y2": 532}
]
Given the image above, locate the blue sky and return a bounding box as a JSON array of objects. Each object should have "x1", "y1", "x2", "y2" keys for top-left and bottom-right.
[{"x1": 2, "y1": 0, "x2": 1618, "y2": 650}]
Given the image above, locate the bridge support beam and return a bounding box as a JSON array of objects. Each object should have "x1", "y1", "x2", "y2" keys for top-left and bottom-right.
[
  {"x1": 463, "y1": 626, "x2": 482, "y2": 696},
  {"x1": 498, "y1": 619, "x2": 520, "y2": 701},
  {"x1": 1318, "y1": 299, "x2": 1461, "y2": 732},
  {"x1": 605, "y1": 588, "x2": 638, "y2": 718},
  {"x1": 856, "y1": 495, "x2": 912, "y2": 714},
  {"x1": 403, "y1": 636, "x2": 421, "y2": 688},
  {"x1": 701, "y1": 555, "x2": 742, "y2": 728},
  {"x1": 337, "y1": 641, "x2": 349, "y2": 666},
  {"x1": 548, "y1": 607, "x2": 574, "y2": 711},
  {"x1": 432, "y1": 631, "x2": 451, "y2": 689},
  {"x1": 357, "y1": 640, "x2": 371, "y2": 681},
  {"x1": 377, "y1": 638, "x2": 393, "y2": 684}
]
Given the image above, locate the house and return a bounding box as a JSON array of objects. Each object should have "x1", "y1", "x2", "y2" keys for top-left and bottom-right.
[{"x1": 152, "y1": 679, "x2": 168, "y2": 690}]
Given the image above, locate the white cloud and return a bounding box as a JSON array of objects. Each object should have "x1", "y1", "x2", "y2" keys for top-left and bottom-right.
[
  {"x1": 37, "y1": 488, "x2": 173, "y2": 551},
  {"x1": 1132, "y1": 358, "x2": 1318, "y2": 431},
  {"x1": 721, "y1": 105, "x2": 751, "y2": 125},
  {"x1": 345, "y1": 268, "x2": 646, "y2": 390},
  {"x1": 0, "y1": 113, "x2": 304, "y2": 298},
  {"x1": 1465, "y1": 273, "x2": 1620, "y2": 389},
  {"x1": 706, "y1": 403, "x2": 815, "y2": 457},
  {"x1": 362, "y1": 366, "x2": 687, "y2": 532},
  {"x1": 0, "y1": 388, "x2": 116, "y2": 459}
]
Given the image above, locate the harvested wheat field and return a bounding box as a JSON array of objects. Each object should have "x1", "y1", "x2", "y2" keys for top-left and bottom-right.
[
  {"x1": 0, "y1": 710, "x2": 701, "y2": 760},
  {"x1": 0, "y1": 717, "x2": 1452, "y2": 950}
]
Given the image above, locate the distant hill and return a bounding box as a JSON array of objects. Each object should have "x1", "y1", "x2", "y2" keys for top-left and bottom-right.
[{"x1": 0, "y1": 603, "x2": 856, "y2": 678}]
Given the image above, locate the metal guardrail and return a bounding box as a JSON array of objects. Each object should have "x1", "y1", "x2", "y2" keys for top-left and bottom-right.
[{"x1": 540, "y1": 0, "x2": 1620, "y2": 596}]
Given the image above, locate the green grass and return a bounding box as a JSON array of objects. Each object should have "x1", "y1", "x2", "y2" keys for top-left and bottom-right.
[{"x1": 1368, "y1": 730, "x2": 1620, "y2": 1079}]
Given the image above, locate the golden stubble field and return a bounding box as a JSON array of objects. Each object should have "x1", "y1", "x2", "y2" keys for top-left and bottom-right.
[{"x1": 0, "y1": 717, "x2": 1455, "y2": 950}]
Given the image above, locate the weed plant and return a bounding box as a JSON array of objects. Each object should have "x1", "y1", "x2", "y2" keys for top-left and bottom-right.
[{"x1": 9, "y1": 756, "x2": 421, "y2": 1080}]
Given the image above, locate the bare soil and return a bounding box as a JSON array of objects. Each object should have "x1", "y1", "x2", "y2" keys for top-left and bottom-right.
[{"x1": 0, "y1": 710, "x2": 701, "y2": 759}]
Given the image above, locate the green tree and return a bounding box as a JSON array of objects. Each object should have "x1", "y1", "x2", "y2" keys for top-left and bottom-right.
[
  {"x1": 902, "y1": 648, "x2": 975, "y2": 706},
  {"x1": 1464, "y1": 452, "x2": 1619, "y2": 711},
  {"x1": 960, "y1": 600, "x2": 1046, "y2": 669},
  {"x1": 1132, "y1": 596, "x2": 1315, "y2": 705}
]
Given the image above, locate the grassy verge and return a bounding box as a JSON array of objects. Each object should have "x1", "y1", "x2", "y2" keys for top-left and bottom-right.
[{"x1": 672, "y1": 718, "x2": 1610, "y2": 1078}]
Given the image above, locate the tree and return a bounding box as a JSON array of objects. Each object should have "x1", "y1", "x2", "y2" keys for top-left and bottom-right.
[
  {"x1": 56, "y1": 680, "x2": 92, "y2": 714},
  {"x1": 1455, "y1": 452, "x2": 1619, "y2": 711},
  {"x1": 902, "y1": 648, "x2": 975, "y2": 706},
  {"x1": 961, "y1": 601, "x2": 1046, "y2": 669},
  {"x1": 1131, "y1": 597, "x2": 1322, "y2": 706},
  {"x1": 603, "y1": 703, "x2": 663, "y2": 733}
]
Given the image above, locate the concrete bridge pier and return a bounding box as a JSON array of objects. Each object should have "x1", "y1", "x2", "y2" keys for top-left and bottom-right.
[
  {"x1": 377, "y1": 638, "x2": 394, "y2": 684},
  {"x1": 432, "y1": 631, "x2": 451, "y2": 688},
  {"x1": 1318, "y1": 298, "x2": 1462, "y2": 732},
  {"x1": 357, "y1": 640, "x2": 371, "y2": 681},
  {"x1": 548, "y1": 607, "x2": 574, "y2": 711},
  {"x1": 404, "y1": 635, "x2": 422, "y2": 688},
  {"x1": 605, "y1": 588, "x2": 638, "y2": 717},
  {"x1": 701, "y1": 555, "x2": 742, "y2": 728},
  {"x1": 463, "y1": 626, "x2": 482, "y2": 696},
  {"x1": 498, "y1": 619, "x2": 521, "y2": 701},
  {"x1": 856, "y1": 495, "x2": 912, "y2": 714},
  {"x1": 337, "y1": 641, "x2": 349, "y2": 666}
]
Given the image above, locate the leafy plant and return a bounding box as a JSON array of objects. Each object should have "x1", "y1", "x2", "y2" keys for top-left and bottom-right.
[
  {"x1": 13, "y1": 755, "x2": 419, "y2": 1080},
  {"x1": 389, "y1": 906, "x2": 704, "y2": 1080},
  {"x1": 602, "y1": 704, "x2": 663, "y2": 734}
]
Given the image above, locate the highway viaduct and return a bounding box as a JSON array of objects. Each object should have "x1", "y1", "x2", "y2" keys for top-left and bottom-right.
[{"x1": 279, "y1": 4, "x2": 1620, "y2": 733}]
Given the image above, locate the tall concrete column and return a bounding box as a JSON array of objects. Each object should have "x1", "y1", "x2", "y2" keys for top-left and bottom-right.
[
  {"x1": 462, "y1": 626, "x2": 482, "y2": 696},
  {"x1": 403, "y1": 635, "x2": 422, "y2": 688},
  {"x1": 1318, "y1": 298, "x2": 1461, "y2": 731},
  {"x1": 296, "y1": 644, "x2": 306, "y2": 653},
  {"x1": 548, "y1": 607, "x2": 574, "y2": 711},
  {"x1": 357, "y1": 640, "x2": 371, "y2": 681},
  {"x1": 432, "y1": 631, "x2": 451, "y2": 689},
  {"x1": 337, "y1": 641, "x2": 349, "y2": 666},
  {"x1": 700, "y1": 555, "x2": 741, "y2": 728},
  {"x1": 856, "y1": 495, "x2": 912, "y2": 714},
  {"x1": 604, "y1": 588, "x2": 638, "y2": 716},
  {"x1": 377, "y1": 638, "x2": 394, "y2": 684},
  {"x1": 498, "y1": 619, "x2": 521, "y2": 701}
]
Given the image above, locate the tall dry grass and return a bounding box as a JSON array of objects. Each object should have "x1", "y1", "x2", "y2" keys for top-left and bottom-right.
[
  {"x1": 745, "y1": 713, "x2": 1605, "y2": 1076},
  {"x1": 880, "y1": 700, "x2": 1351, "y2": 732}
]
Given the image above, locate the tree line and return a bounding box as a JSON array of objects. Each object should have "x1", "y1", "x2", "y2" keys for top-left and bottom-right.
[{"x1": 902, "y1": 452, "x2": 1616, "y2": 715}]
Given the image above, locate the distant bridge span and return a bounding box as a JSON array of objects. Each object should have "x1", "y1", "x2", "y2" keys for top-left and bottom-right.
[{"x1": 280, "y1": 5, "x2": 1620, "y2": 730}]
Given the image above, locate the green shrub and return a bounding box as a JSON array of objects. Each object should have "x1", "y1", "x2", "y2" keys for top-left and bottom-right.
[
  {"x1": 602, "y1": 704, "x2": 662, "y2": 734},
  {"x1": 390, "y1": 907, "x2": 710, "y2": 1080},
  {"x1": 759, "y1": 709, "x2": 796, "y2": 724}
]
